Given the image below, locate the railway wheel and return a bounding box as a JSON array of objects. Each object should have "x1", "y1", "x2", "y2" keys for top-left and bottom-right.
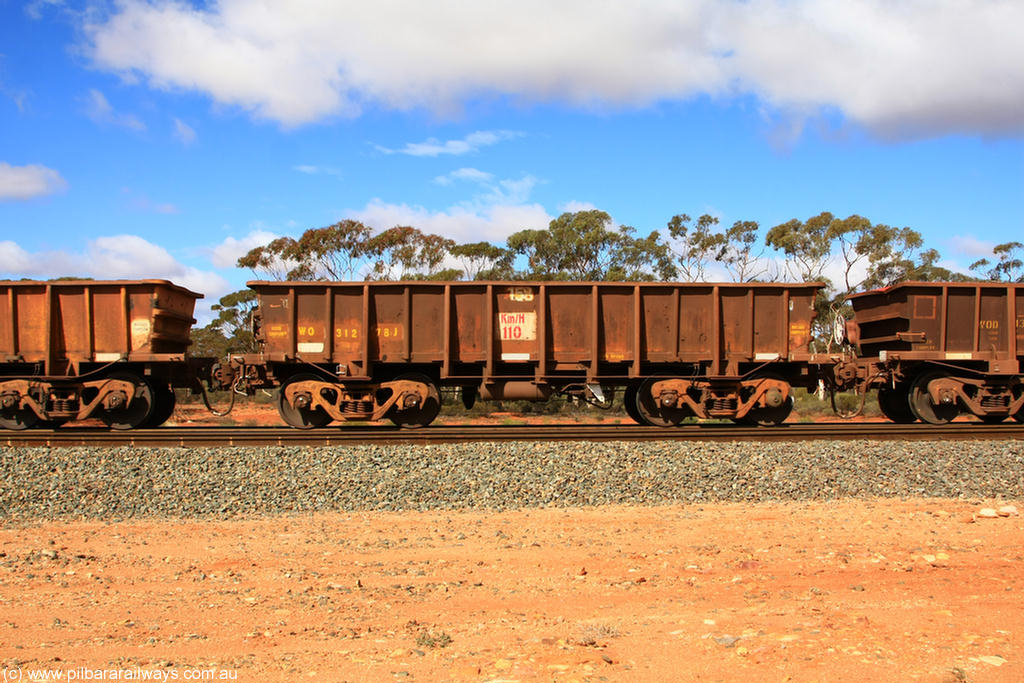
[
  {"x1": 622, "y1": 384, "x2": 645, "y2": 425},
  {"x1": 877, "y1": 384, "x2": 917, "y2": 423},
  {"x1": 909, "y1": 372, "x2": 960, "y2": 425},
  {"x1": 277, "y1": 374, "x2": 333, "y2": 429},
  {"x1": 634, "y1": 378, "x2": 690, "y2": 427},
  {"x1": 387, "y1": 373, "x2": 441, "y2": 428},
  {"x1": 0, "y1": 403, "x2": 38, "y2": 430},
  {"x1": 144, "y1": 383, "x2": 177, "y2": 428},
  {"x1": 99, "y1": 373, "x2": 154, "y2": 430},
  {"x1": 743, "y1": 375, "x2": 793, "y2": 426}
]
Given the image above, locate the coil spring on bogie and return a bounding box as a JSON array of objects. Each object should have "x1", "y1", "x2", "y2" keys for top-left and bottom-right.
[
  {"x1": 708, "y1": 397, "x2": 737, "y2": 411},
  {"x1": 342, "y1": 400, "x2": 373, "y2": 414},
  {"x1": 981, "y1": 395, "x2": 1010, "y2": 409},
  {"x1": 49, "y1": 398, "x2": 78, "y2": 413}
]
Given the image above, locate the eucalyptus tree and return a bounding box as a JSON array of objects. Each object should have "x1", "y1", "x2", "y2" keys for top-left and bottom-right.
[
  {"x1": 971, "y1": 241, "x2": 1024, "y2": 282},
  {"x1": 665, "y1": 213, "x2": 726, "y2": 281},
  {"x1": 450, "y1": 241, "x2": 515, "y2": 280}
]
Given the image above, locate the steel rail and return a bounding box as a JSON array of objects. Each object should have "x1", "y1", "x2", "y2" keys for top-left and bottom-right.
[{"x1": 3, "y1": 422, "x2": 1023, "y2": 447}]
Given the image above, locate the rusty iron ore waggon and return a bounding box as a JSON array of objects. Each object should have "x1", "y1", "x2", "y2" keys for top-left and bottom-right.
[
  {"x1": 227, "y1": 280, "x2": 829, "y2": 428},
  {"x1": 0, "y1": 280, "x2": 212, "y2": 430},
  {"x1": 846, "y1": 281, "x2": 1024, "y2": 424},
  {"x1": 2, "y1": 278, "x2": 1022, "y2": 430}
]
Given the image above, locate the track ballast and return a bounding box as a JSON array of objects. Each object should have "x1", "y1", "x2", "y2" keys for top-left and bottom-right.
[{"x1": 3, "y1": 421, "x2": 1023, "y2": 447}]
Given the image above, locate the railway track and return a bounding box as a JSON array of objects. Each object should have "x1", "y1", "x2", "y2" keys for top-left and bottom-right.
[{"x1": 3, "y1": 422, "x2": 1023, "y2": 447}]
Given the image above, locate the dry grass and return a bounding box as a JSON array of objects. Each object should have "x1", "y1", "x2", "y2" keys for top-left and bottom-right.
[
  {"x1": 571, "y1": 621, "x2": 620, "y2": 647},
  {"x1": 414, "y1": 628, "x2": 453, "y2": 649}
]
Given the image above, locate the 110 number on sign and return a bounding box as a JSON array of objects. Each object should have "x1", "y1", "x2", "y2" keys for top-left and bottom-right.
[{"x1": 499, "y1": 312, "x2": 537, "y2": 341}]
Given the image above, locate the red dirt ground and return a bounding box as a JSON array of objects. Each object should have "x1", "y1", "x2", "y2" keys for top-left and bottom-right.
[
  {"x1": 2, "y1": 499, "x2": 1022, "y2": 683},
  {"x1": 164, "y1": 400, "x2": 891, "y2": 428}
]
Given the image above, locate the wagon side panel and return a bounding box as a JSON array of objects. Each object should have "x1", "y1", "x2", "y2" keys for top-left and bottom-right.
[
  {"x1": 502, "y1": 283, "x2": 543, "y2": 365},
  {"x1": 720, "y1": 288, "x2": 753, "y2": 364},
  {"x1": 254, "y1": 284, "x2": 293, "y2": 360},
  {"x1": 542, "y1": 285, "x2": 584, "y2": 365},
  {"x1": 785, "y1": 287, "x2": 817, "y2": 357},
  {"x1": 0, "y1": 284, "x2": 13, "y2": 359},
  {"x1": 1, "y1": 280, "x2": 200, "y2": 376},
  {"x1": 851, "y1": 282, "x2": 1023, "y2": 368},
  {"x1": 642, "y1": 287, "x2": 680, "y2": 363},
  {"x1": 4, "y1": 284, "x2": 47, "y2": 363},
  {"x1": 453, "y1": 286, "x2": 487, "y2": 363},
  {"x1": 293, "y1": 284, "x2": 331, "y2": 361},
  {"x1": 1017, "y1": 286, "x2": 1024, "y2": 359},
  {"x1": 598, "y1": 286, "x2": 634, "y2": 364},
  {"x1": 370, "y1": 286, "x2": 406, "y2": 364},
  {"x1": 331, "y1": 286, "x2": 367, "y2": 369},
  {"x1": 978, "y1": 287, "x2": 1009, "y2": 354},
  {"x1": 149, "y1": 282, "x2": 200, "y2": 354},
  {"x1": 409, "y1": 286, "x2": 445, "y2": 363},
  {"x1": 676, "y1": 287, "x2": 713, "y2": 364}
]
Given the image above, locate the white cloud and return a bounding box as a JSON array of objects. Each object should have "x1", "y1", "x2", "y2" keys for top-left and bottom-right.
[
  {"x1": 348, "y1": 198, "x2": 550, "y2": 244},
  {"x1": 122, "y1": 188, "x2": 179, "y2": 214},
  {"x1": 488, "y1": 175, "x2": 539, "y2": 207},
  {"x1": 558, "y1": 200, "x2": 598, "y2": 214},
  {"x1": 84, "y1": 88, "x2": 146, "y2": 131},
  {"x1": 377, "y1": 130, "x2": 523, "y2": 157},
  {"x1": 0, "y1": 162, "x2": 68, "y2": 201},
  {"x1": 819, "y1": 254, "x2": 871, "y2": 292},
  {"x1": 5, "y1": 89, "x2": 29, "y2": 114},
  {"x1": 83, "y1": 0, "x2": 1024, "y2": 137},
  {"x1": 293, "y1": 164, "x2": 341, "y2": 176},
  {"x1": 173, "y1": 117, "x2": 197, "y2": 144},
  {"x1": 207, "y1": 229, "x2": 278, "y2": 268},
  {"x1": 87, "y1": 235, "x2": 178, "y2": 276},
  {"x1": 947, "y1": 234, "x2": 997, "y2": 259},
  {"x1": 0, "y1": 241, "x2": 36, "y2": 272},
  {"x1": 24, "y1": 0, "x2": 64, "y2": 20},
  {"x1": 0, "y1": 235, "x2": 230, "y2": 305},
  {"x1": 433, "y1": 167, "x2": 495, "y2": 186},
  {"x1": 216, "y1": 170, "x2": 548, "y2": 271},
  {"x1": 722, "y1": 1, "x2": 1024, "y2": 138}
]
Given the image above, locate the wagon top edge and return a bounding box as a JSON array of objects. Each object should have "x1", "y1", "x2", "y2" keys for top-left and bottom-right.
[
  {"x1": 847, "y1": 280, "x2": 1024, "y2": 299},
  {"x1": 0, "y1": 279, "x2": 204, "y2": 299},
  {"x1": 246, "y1": 279, "x2": 828, "y2": 290}
]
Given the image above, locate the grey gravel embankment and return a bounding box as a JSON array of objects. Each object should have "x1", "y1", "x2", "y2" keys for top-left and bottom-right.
[{"x1": 1, "y1": 440, "x2": 1022, "y2": 521}]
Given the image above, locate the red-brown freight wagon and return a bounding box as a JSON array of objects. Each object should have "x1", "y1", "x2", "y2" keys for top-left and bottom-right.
[
  {"x1": 0, "y1": 279, "x2": 206, "y2": 429},
  {"x1": 847, "y1": 281, "x2": 1024, "y2": 423},
  {"x1": 233, "y1": 280, "x2": 827, "y2": 428}
]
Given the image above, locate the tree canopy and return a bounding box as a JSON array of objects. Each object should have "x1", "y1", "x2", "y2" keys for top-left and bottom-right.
[
  {"x1": 971, "y1": 241, "x2": 1024, "y2": 282},
  {"x1": 236, "y1": 207, "x2": 971, "y2": 290},
  {"x1": 191, "y1": 289, "x2": 259, "y2": 358},
  {"x1": 208, "y1": 206, "x2": 978, "y2": 355},
  {"x1": 506, "y1": 210, "x2": 674, "y2": 281}
]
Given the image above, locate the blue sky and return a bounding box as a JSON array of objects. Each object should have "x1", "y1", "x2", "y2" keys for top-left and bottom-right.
[{"x1": 1, "y1": 0, "x2": 1022, "y2": 320}]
